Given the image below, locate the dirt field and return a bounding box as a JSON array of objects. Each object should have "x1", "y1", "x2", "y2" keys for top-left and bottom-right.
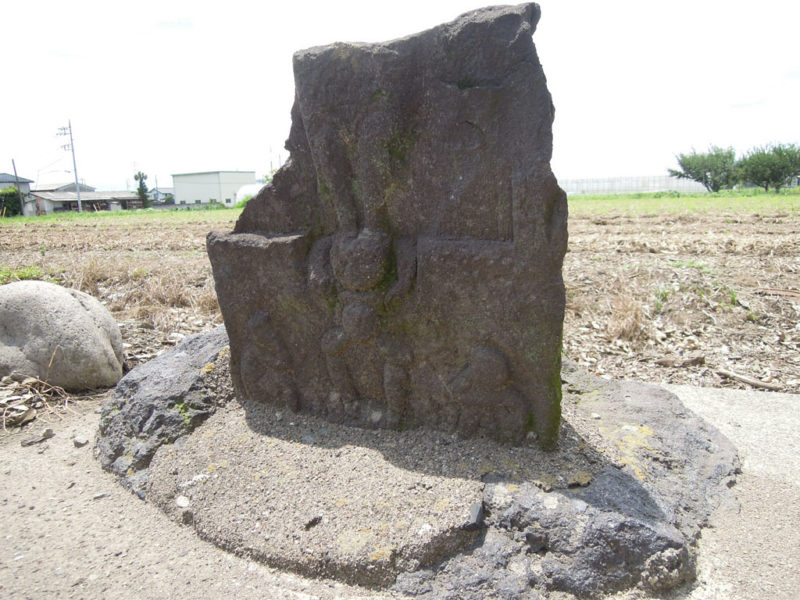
[
  {"x1": 564, "y1": 205, "x2": 799, "y2": 394},
  {"x1": 0, "y1": 196, "x2": 798, "y2": 416}
]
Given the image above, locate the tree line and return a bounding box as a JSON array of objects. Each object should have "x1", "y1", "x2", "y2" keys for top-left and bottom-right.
[{"x1": 669, "y1": 143, "x2": 800, "y2": 193}]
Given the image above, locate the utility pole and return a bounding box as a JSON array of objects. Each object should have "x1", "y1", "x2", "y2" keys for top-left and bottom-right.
[{"x1": 58, "y1": 120, "x2": 82, "y2": 212}]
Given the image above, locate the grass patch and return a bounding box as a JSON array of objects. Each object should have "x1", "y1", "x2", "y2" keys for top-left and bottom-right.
[
  {"x1": 653, "y1": 288, "x2": 670, "y2": 314},
  {"x1": 669, "y1": 259, "x2": 715, "y2": 274},
  {"x1": 728, "y1": 288, "x2": 739, "y2": 306},
  {"x1": 568, "y1": 187, "x2": 800, "y2": 216},
  {"x1": 0, "y1": 265, "x2": 48, "y2": 285},
  {"x1": 745, "y1": 310, "x2": 762, "y2": 323},
  {"x1": 0, "y1": 206, "x2": 243, "y2": 228}
]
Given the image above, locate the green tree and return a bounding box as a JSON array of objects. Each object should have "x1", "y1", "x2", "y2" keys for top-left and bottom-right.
[
  {"x1": 737, "y1": 143, "x2": 800, "y2": 192},
  {"x1": 668, "y1": 146, "x2": 737, "y2": 192},
  {"x1": 0, "y1": 187, "x2": 22, "y2": 217},
  {"x1": 134, "y1": 171, "x2": 151, "y2": 208}
]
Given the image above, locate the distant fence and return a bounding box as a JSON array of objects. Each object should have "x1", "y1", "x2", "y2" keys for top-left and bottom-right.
[{"x1": 559, "y1": 175, "x2": 708, "y2": 196}]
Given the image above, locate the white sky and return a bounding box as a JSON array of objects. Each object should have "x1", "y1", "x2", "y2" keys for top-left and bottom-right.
[{"x1": 4, "y1": 0, "x2": 799, "y2": 190}]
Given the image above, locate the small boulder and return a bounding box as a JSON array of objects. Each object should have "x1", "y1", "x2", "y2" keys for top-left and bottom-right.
[
  {"x1": 96, "y1": 326, "x2": 233, "y2": 497},
  {"x1": 0, "y1": 280, "x2": 123, "y2": 391}
]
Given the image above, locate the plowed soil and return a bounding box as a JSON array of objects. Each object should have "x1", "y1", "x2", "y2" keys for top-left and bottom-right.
[
  {"x1": 1, "y1": 201, "x2": 798, "y2": 404},
  {"x1": 564, "y1": 210, "x2": 799, "y2": 393}
]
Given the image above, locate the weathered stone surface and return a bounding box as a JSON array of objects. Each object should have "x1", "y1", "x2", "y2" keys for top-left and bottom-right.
[
  {"x1": 390, "y1": 363, "x2": 740, "y2": 598},
  {"x1": 144, "y1": 358, "x2": 739, "y2": 598},
  {"x1": 207, "y1": 2, "x2": 567, "y2": 447},
  {"x1": 148, "y1": 400, "x2": 486, "y2": 588},
  {"x1": 0, "y1": 281, "x2": 123, "y2": 391},
  {"x1": 96, "y1": 326, "x2": 233, "y2": 497}
]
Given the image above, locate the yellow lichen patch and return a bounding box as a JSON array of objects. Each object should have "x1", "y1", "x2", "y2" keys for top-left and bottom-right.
[
  {"x1": 369, "y1": 546, "x2": 395, "y2": 562},
  {"x1": 601, "y1": 423, "x2": 655, "y2": 481},
  {"x1": 434, "y1": 498, "x2": 451, "y2": 511},
  {"x1": 478, "y1": 460, "x2": 495, "y2": 474},
  {"x1": 568, "y1": 470, "x2": 593, "y2": 487},
  {"x1": 371, "y1": 521, "x2": 390, "y2": 536},
  {"x1": 335, "y1": 497, "x2": 348, "y2": 507},
  {"x1": 207, "y1": 463, "x2": 216, "y2": 472},
  {"x1": 501, "y1": 457, "x2": 520, "y2": 471},
  {"x1": 201, "y1": 362, "x2": 215, "y2": 374},
  {"x1": 335, "y1": 527, "x2": 373, "y2": 554},
  {"x1": 536, "y1": 473, "x2": 557, "y2": 491}
]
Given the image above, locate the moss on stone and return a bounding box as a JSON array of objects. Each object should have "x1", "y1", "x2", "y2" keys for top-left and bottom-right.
[
  {"x1": 324, "y1": 287, "x2": 340, "y2": 312},
  {"x1": 381, "y1": 129, "x2": 416, "y2": 171},
  {"x1": 455, "y1": 77, "x2": 479, "y2": 90},
  {"x1": 174, "y1": 401, "x2": 192, "y2": 427},
  {"x1": 374, "y1": 242, "x2": 398, "y2": 294}
]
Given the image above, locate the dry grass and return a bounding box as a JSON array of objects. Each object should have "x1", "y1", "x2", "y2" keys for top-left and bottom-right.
[
  {"x1": 0, "y1": 210, "x2": 238, "y2": 369},
  {"x1": 606, "y1": 287, "x2": 649, "y2": 343},
  {"x1": 0, "y1": 375, "x2": 76, "y2": 430},
  {"x1": 1, "y1": 203, "x2": 798, "y2": 395},
  {"x1": 564, "y1": 209, "x2": 800, "y2": 391}
]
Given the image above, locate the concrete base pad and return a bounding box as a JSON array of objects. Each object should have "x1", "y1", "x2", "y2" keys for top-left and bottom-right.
[{"x1": 146, "y1": 360, "x2": 739, "y2": 598}]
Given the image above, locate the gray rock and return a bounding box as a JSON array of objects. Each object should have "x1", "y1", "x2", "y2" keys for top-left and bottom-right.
[
  {"x1": 20, "y1": 427, "x2": 55, "y2": 447},
  {"x1": 485, "y1": 479, "x2": 690, "y2": 595},
  {"x1": 394, "y1": 365, "x2": 740, "y2": 599},
  {"x1": 95, "y1": 326, "x2": 233, "y2": 497},
  {"x1": 207, "y1": 2, "x2": 567, "y2": 447},
  {"x1": 464, "y1": 501, "x2": 485, "y2": 531},
  {"x1": 0, "y1": 281, "x2": 123, "y2": 391}
]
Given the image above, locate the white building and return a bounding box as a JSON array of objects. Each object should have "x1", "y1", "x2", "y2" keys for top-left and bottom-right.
[
  {"x1": 26, "y1": 190, "x2": 140, "y2": 215},
  {"x1": 172, "y1": 171, "x2": 257, "y2": 207}
]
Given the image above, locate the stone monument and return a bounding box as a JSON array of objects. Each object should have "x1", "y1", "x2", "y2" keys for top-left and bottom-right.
[
  {"x1": 97, "y1": 7, "x2": 741, "y2": 597},
  {"x1": 208, "y1": 2, "x2": 567, "y2": 446}
]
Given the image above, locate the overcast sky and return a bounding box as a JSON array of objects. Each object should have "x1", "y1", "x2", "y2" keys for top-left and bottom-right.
[{"x1": 4, "y1": 0, "x2": 799, "y2": 190}]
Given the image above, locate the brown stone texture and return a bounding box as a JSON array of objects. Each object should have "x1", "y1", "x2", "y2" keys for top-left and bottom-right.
[{"x1": 207, "y1": 2, "x2": 567, "y2": 446}]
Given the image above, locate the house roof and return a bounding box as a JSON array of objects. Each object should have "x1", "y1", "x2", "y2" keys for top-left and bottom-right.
[
  {"x1": 0, "y1": 173, "x2": 33, "y2": 184},
  {"x1": 31, "y1": 182, "x2": 95, "y2": 192},
  {"x1": 30, "y1": 191, "x2": 139, "y2": 202},
  {"x1": 172, "y1": 170, "x2": 255, "y2": 177}
]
